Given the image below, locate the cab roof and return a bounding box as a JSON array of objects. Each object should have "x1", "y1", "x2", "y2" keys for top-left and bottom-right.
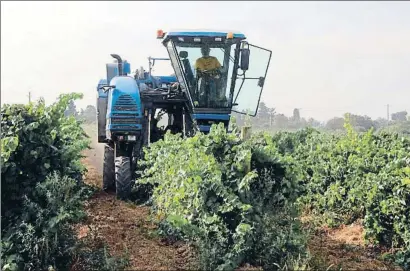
[{"x1": 163, "y1": 29, "x2": 246, "y2": 42}]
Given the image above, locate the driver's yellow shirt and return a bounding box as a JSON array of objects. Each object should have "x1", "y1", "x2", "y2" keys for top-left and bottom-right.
[{"x1": 195, "y1": 56, "x2": 221, "y2": 71}]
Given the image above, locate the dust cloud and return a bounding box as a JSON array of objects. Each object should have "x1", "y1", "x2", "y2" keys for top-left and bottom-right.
[{"x1": 82, "y1": 124, "x2": 104, "y2": 174}]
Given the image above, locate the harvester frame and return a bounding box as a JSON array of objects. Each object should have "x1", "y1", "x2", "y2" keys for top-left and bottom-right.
[{"x1": 96, "y1": 29, "x2": 272, "y2": 199}]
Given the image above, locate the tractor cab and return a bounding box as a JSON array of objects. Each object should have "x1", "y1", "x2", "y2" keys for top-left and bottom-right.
[{"x1": 159, "y1": 30, "x2": 272, "y2": 131}]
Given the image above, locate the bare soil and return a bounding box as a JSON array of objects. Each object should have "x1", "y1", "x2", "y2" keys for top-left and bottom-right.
[
  {"x1": 308, "y1": 223, "x2": 402, "y2": 270},
  {"x1": 76, "y1": 125, "x2": 197, "y2": 270}
]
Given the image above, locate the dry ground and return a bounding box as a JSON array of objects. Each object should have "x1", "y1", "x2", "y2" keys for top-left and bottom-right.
[
  {"x1": 77, "y1": 157, "x2": 197, "y2": 270},
  {"x1": 308, "y1": 223, "x2": 401, "y2": 270},
  {"x1": 76, "y1": 125, "x2": 197, "y2": 270}
]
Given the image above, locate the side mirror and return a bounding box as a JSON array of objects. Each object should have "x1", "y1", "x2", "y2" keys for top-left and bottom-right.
[
  {"x1": 240, "y1": 48, "x2": 250, "y2": 71},
  {"x1": 179, "y1": 51, "x2": 188, "y2": 59}
]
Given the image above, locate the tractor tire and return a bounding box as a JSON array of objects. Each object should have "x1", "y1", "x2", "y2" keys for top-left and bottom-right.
[
  {"x1": 102, "y1": 144, "x2": 115, "y2": 192},
  {"x1": 115, "y1": 156, "x2": 133, "y2": 200}
]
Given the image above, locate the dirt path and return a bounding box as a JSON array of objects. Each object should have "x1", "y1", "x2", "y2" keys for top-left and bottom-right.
[
  {"x1": 77, "y1": 154, "x2": 197, "y2": 270},
  {"x1": 77, "y1": 125, "x2": 197, "y2": 270}
]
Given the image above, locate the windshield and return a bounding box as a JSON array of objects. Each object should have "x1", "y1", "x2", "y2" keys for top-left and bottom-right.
[{"x1": 167, "y1": 40, "x2": 238, "y2": 109}]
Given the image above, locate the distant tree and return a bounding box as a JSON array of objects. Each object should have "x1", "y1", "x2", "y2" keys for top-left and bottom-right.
[
  {"x1": 268, "y1": 107, "x2": 276, "y2": 127},
  {"x1": 253, "y1": 101, "x2": 276, "y2": 128},
  {"x1": 256, "y1": 102, "x2": 269, "y2": 124},
  {"x1": 381, "y1": 121, "x2": 410, "y2": 135},
  {"x1": 284, "y1": 108, "x2": 302, "y2": 129},
  {"x1": 348, "y1": 114, "x2": 376, "y2": 131},
  {"x1": 391, "y1": 111, "x2": 408, "y2": 122},
  {"x1": 325, "y1": 117, "x2": 345, "y2": 131},
  {"x1": 299, "y1": 117, "x2": 308, "y2": 128},
  {"x1": 64, "y1": 100, "x2": 78, "y2": 117},
  {"x1": 374, "y1": 117, "x2": 388, "y2": 130},
  {"x1": 258, "y1": 102, "x2": 269, "y2": 117},
  {"x1": 78, "y1": 105, "x2": 97, "y2": 123},
  {"x1": 235, "y1": 113, "x2": 246, "y2": 127},
  {"x1": 307, "y1": 118, "x2": 321, "y2": 128},
  {"x1": 292, "y1": 108, "x2": 301, "y2": 123},
  {"x1": 274, "y1": 114, "x2": 289, "y2": 129}
]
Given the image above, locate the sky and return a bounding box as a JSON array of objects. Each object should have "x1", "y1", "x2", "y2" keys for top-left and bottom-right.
[{"x1": 1, "y1": 1, "x2": 410, "y2": 122}]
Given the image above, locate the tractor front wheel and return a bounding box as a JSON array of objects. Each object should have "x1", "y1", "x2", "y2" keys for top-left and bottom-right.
[{"x1": 115, "y1": 156, "x2": 133, "y2": 200}]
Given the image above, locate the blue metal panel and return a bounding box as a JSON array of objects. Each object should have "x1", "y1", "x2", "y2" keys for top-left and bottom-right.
[
  {"x1": 107, "y1": 124, "x2": 143, "y2": 130},
  {"x1": 193, "y1": 113, "x2": 231, "y2": 121},
  {"x1": 106, "y1": 76, "x2": 143, "y2": 134},
  {"x1": 198, "y1": 125, "x2": 211, "y2": 132},
  {"x1": 156, "y1": 75, "x2": 177, "y2": 83},
  {"x1": 108, "y1": 76, "x2": 141, "y2": 108},
  {"x1": 106, "y1": 111, "x2": 140, "y2": 118},
  {"x1": 106, "y1": 63, "x2": 119, "y2": 84},
  {"x1": 136, "y1": 79, "x2": 152, "y2": 85},
  {"x1": 123, "y1": 61, "x2": 131, "y2": 74},
  {"x1": 166, "y1": 31, "x2": 246, "y2": 39},
  {"x1": 137, "y1": 75, "x2": 177, "y2": 87},
  {"x1": 106, "y1": 62, "x2": 131, "y2": 80}
]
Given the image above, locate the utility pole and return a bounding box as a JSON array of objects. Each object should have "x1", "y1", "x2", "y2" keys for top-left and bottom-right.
[
  {"x1": 28, "y1": 91, "x2": 32, "y2": 103},
  {"x1": 386, "y1": 104, "x2": 390, "y2": 128}
]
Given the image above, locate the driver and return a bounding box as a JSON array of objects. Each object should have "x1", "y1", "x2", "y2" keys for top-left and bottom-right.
[
  {"x1": 194, "y1": 45, "x2": 227, "y2": 107},
  {"x1": 195, "y1": 44, "x2": 222, "y2": 73}
]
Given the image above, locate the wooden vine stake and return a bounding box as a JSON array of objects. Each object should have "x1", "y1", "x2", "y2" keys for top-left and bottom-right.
[{"x1": 241, "y1": 126, "x2": 252, "y2": 140}]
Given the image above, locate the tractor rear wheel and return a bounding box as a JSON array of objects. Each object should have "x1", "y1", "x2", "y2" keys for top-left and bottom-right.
[
  {"x1": 102, "y1": 144, "x2": 115, "y2": 192},
  {"x1": 115, "y1": 156, "x2": 132, "y2": 200}
]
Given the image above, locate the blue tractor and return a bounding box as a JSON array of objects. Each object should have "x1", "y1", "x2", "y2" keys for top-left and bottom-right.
[{"x1": 96, "y1": 29, "x2": 272, "y2": 199}]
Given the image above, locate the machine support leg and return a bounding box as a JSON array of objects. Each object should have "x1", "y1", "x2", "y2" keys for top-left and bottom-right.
[
  {"x1": 182, "y1": 108, "x2": 186, "y2": 138},
  {"x1": 148, "y1": 109, "x2": 151, "y2": 147}
]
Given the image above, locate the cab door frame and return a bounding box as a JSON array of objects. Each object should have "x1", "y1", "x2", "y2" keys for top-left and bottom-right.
[{"x1": 232, "y1": 43, "x2": 272, "y2": 117}]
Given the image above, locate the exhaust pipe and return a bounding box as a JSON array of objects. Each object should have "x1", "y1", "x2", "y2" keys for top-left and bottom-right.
[{"x1": 110, "y1": 54, "x2": 124, "y2": 76}]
